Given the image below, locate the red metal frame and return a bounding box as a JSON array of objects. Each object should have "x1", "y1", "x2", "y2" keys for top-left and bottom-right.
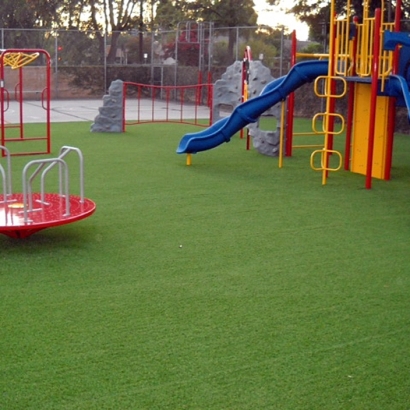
[
  {"x1": 122, "y1": 82, "x2": 213, "y2": 132},
  {"x1": 384, "y1": 0, "x2": 402, "y2": 180},
  {"x1": 284, "y1": 5, "x2": 403, "y2": 188},
  {"x1": 344, "y1": 16, "x2": 360, "y2": 171},
  {"x1": 285, "y1": 30, "x2": 297, "y2": 157},
  {"x1": 0, "y1": 48, "x2": 51, "y2": 156},
  {"x1": 366, "y1": 8, "x2": 382, "y2": 189}
]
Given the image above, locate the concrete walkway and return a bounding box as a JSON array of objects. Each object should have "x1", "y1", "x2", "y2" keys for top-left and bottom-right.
[{"x1": 2, "y1": 98, "x2": 211, "y2": 124}]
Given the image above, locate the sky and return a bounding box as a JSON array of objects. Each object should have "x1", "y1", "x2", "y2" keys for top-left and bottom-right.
[{"x1": 253, "y1": 0, "x2": 309, "y2": 40}]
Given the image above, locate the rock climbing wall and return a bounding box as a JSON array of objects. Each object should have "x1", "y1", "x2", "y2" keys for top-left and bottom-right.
[
  {"x1": 90, "y1": 79, "x2": 124, "y2": 133},
  {"x1": 212, "y1": 61, "x2": 243, "y2": 123},
  {"x1": 212, "y1": 60, "x2": 281, "y2": 157}
]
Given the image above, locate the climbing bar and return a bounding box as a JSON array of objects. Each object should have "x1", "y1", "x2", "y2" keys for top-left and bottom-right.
[
  {"x1": 312, "y1": 113, "x2": 345, "y2": 135},
  {"x1": 310, "y1": 149, "x2": 343, "y2": 172},
  {"x1": 314, "y1": 76, "x2": 347, "y2": 98},
  {"x1": 296, "y1": 53, "x2": 329, "y2": 59}
]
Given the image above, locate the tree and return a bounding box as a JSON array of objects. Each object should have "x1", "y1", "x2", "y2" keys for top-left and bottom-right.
[
  {"x1": 0, "y1": 0, "x2": 63, "y2": 49},
  {"x1": 69, "y1": 0, "x2": 140, "y2": 63},
  {"x1": 194, "y1": 0, "x2": 258, "y2": 61},
  {"x1": 0, "y1": 0, "x2": 61, "y2": 29},
  {"x1": 154, "y1": 0, "x2": 189, "y2": 30},
  {"x1": 51, "y1": 0, "x2": 159, "y2": 64},
  {"x1": 155, "y1": 0, "x2": 259, "y2": 65},
  {"x1": 267, "y1": 0, "x2": 410, "y2": 42}
]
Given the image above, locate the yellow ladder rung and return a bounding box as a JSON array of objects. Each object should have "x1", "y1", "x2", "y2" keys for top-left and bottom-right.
[
  {"x1": 293, "y1": 144, "x2": 324, "y2": 149},
  {"x1": 312, "y1": 112, "x2": 345, "y2": 135},
  {"x1": 310, "y1": 149, "x2": 343, "y2": 172},
  {"x1": 293, "y1": 131, "x2": 325, "y2": 136},
  {"x1": 314, "y1": 76, "x2": 347, "y2": 98}
]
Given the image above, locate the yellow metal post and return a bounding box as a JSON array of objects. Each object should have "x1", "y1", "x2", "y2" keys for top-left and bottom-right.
[
  {"x1": 278, "y1": 100, "x2": 286, "y2": 168},
  {"x1": 321, "y1": 0, "x2": 337, "y2": 185}
]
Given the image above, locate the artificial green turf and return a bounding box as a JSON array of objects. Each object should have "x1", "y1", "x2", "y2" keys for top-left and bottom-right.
[{"x1": 1, "y1": 120, "x2": 410, "y2": 409}]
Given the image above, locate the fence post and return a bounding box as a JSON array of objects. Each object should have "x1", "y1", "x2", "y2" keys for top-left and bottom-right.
[
  {"x1": 235, "y1": 27, "x2": 239, "y2": 61},
  {"x1": 54, "y1": 34, "x2": 59, "y2": 98},
  {"x1": 279, "y1": 27, "x2": 284, "y2": 77},
  {"x1": 104, "y1": 31, "x2": 107, "y2": 93}
]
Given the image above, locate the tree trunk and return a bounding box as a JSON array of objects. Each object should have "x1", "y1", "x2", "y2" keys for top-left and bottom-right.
[
  {"x1": 228, "y1": 28, "x2": 236, "y2": 62},
  {"x1": 107, "y1": 31, "x2": 121, "y2": 64}
]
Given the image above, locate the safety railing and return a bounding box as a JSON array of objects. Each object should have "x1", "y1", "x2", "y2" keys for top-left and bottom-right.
[
  {"x1": 356, "y1": 17, "x2": 375, "y2": 77},
  {"x1": 21, "y1": 146, "x2": 85, "y2": 223},
  {"x1": 334, "y1": 18, "x2": 354, "y2": 76},
  {"x1": 122, "y1": 82, "x2": 213, "y2": 131},
  {"x1": 355, "y1": 2, "x2": 394, "y2": 85}
]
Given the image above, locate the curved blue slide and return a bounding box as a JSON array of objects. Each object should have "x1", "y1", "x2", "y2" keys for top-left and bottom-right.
[
  {"x1": 386, "y1": 75, "x2": 410, "y2": 120},
  {"x1": 176, "y1": 60, "x2": 329, "y2": 154}
]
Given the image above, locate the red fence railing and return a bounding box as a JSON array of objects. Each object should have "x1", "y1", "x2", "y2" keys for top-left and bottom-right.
[{"x1": 122, "y1": 82, "x2": 213, "y2": 132}]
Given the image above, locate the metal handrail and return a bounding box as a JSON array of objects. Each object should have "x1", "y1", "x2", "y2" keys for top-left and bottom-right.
[
  {"x1": 39, "y1": 146, "x2": 85, "y2": 205},
  {"x1": 0, "y1": 145, "x2": 12, "y2": 197},
  {"x1": 22, "y1": 158, "x2": 69, "y2": 223}
]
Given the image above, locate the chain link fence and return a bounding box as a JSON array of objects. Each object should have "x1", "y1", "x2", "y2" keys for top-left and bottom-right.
[{"x1": 0, "y1": 26, "x2": 296, "y2": 99}]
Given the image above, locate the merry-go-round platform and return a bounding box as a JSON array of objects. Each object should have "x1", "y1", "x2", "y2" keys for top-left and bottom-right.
[{"x1": 0, "y1": 145, "x2": 96, "y2": 239}]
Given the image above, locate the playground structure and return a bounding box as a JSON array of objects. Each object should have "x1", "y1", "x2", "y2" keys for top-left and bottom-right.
[
  {"x1": 286, "y1": 0, "x2": 408, "y2": 188},
  {"x1": 0, "y1": 48, "x2": 52, "y2": 156},
  {"x1": 0, "y1": 145, "x2": 96, "y2": 239},
  {"x1": 177, "y1": 0, "x2": 410, "y2": 189},
  {"x1": 210, "y1": 50, "x2": 281, "y2": 156}
]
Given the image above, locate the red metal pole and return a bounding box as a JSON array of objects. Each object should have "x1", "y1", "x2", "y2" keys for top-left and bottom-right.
[
  {"x1": 207, "y1": 71, "x2": 212, "y2": 109},
  {"x1": 344, "y1": 17, "x2": 359, "y2": 171},
  {"x1": 194, "y1": 85, "x2": 199, "y2": 125},
  {"x1": 122, "y1": 82, "x2": 127, "y2": 132},
  {"x1": 384, "y1": 0, "x2": 402, "y2": 180},
  {"x1": 137, "y1": 85, "x2": 141, "y2": 124},
  {"x1": 45, "y1": 50, "x2": 51, "y2": 154},
  {"x1": 166, "y1": 87, "x2": 170, "y2": 122},
  {"x1": 285, "y1": 30, "x2": 297, "y2": 157},
  {"x1": 18, "y1": 65, "x2": 24, "y2": 139},
  {"x1": 0, "y1": 52, "x2": 5, "y2": 149},
  {"x1": 366, "y1": 8, "x2": 382, "y2": 189},
  {"x1": 151, "y1": 86, "x2": 155, "y2": 122},
  {"x1": 181, "y1": 88, "x2": 185, "y2": 123},
  {"x1": 240, "y1": 48, "x2": 247, "y2": 140},
  {"x1": 208, "y1": 83, "x2": 213, "y2": 125}
]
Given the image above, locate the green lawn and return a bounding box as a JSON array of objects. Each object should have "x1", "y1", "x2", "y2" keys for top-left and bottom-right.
[{"x1": 1, "y1": 120, "x2": 410, "y2": 409}]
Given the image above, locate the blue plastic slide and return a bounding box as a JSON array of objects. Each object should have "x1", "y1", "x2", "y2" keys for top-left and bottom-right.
[
  {"x1": 176, "y1": 60, "x2": 329, "y2": 154},
  {"x1": 386, "y1": 75, "x2": 410, "y2": 120}
]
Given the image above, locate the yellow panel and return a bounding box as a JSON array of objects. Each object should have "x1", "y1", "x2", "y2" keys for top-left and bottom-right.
[
  {"x1": 351, "y1": 83, "x2": 389, "y2": 179},
  {"x1": 373, "y1": 95, "x2": 390, "y2": 179},
  {"x1": 351, "y1": 83, "x2": 370, "y2": 175}
]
